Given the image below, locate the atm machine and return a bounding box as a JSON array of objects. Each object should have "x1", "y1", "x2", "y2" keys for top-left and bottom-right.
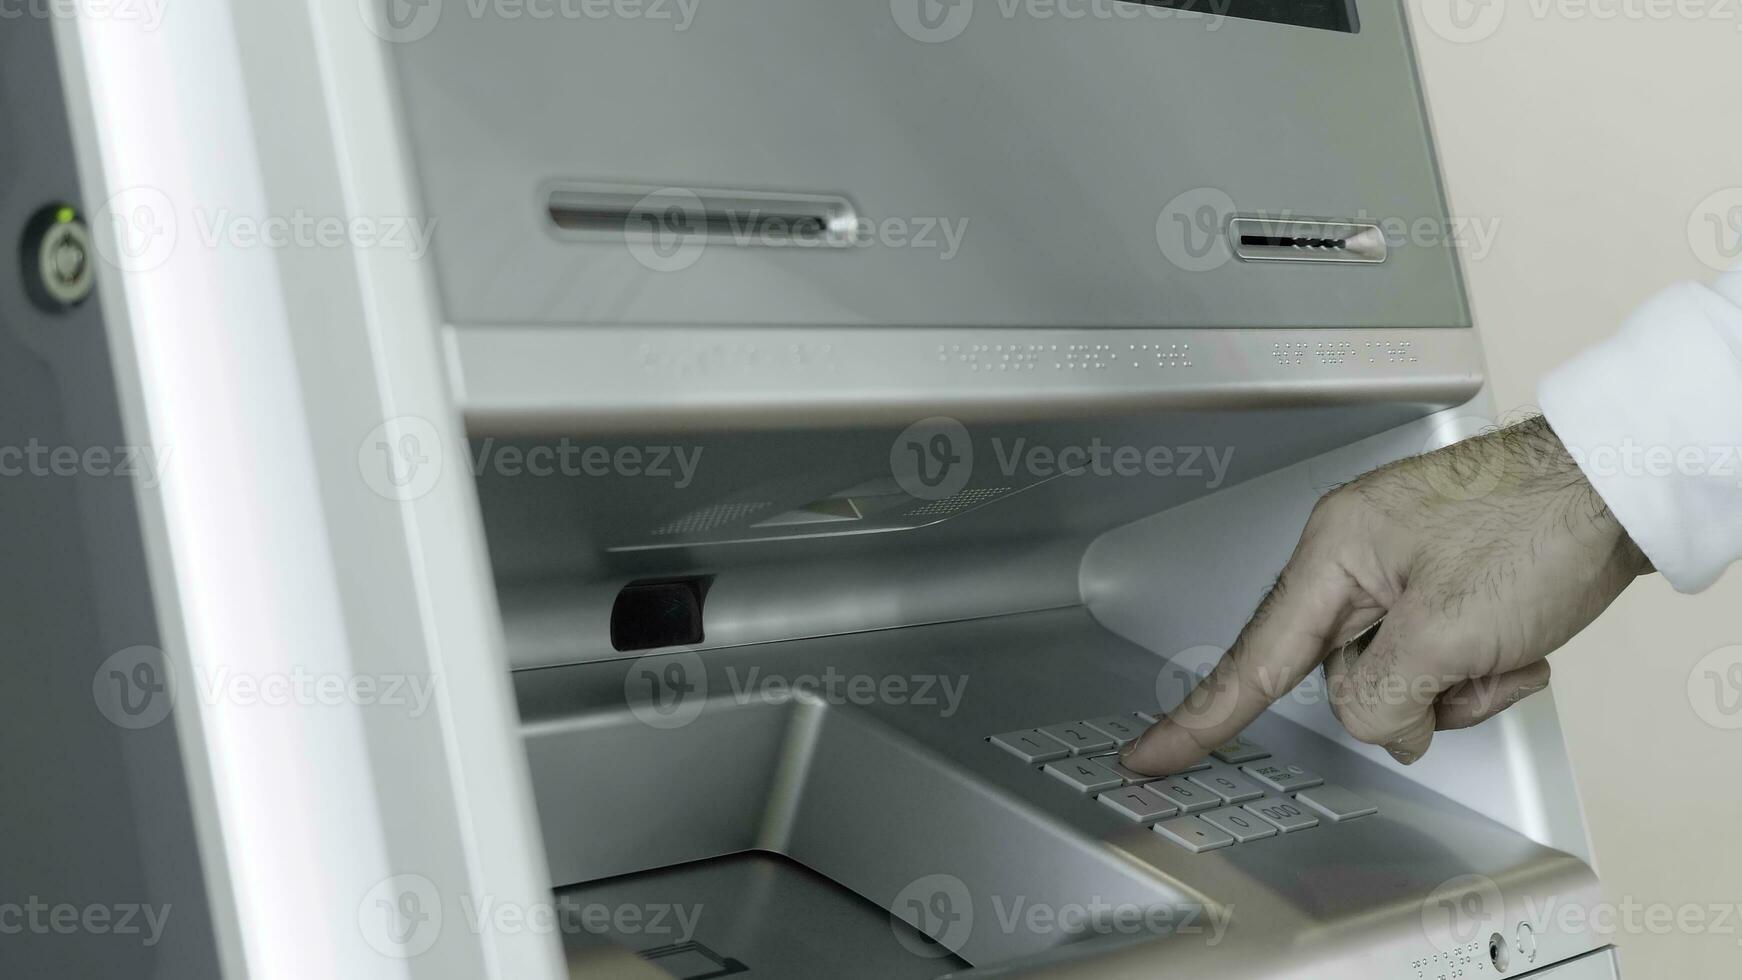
[{"x1": 9, "y1": 0, "x2": 1620, "y2": 977}]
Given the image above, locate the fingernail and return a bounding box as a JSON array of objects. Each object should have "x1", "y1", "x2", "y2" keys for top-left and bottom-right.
[
  {"x1": 1119, "y1": 740, "x2": 1138, "y2": 760},
  {"x1": 1385, "y1": 741, "x2": 1419, "y2": 765}
]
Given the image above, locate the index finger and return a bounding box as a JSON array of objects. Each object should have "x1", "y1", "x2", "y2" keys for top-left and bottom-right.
[{"x1": 1121, "y1": 560, "x2": 1371, "y2": 775}]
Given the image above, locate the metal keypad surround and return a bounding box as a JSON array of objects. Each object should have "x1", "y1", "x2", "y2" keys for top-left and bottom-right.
[
  {"x1": 991, "y1": 718, "x2": 1376, "y2": 852},
  {"x1": 524, "y1": 607, "x2": 1613, "y2": 972}
]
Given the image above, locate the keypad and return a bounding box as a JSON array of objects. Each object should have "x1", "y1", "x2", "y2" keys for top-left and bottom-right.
[
  {"x1": 1243, "y1": 797, "x2": 1319, "y2": 833},
  {"x1": 991, "y1": 715, "x2": 1377, "y2": 853},
  {"x1": 1210, "y1": 736, "x2": 1271, "y2": 764},
  {"x1": 1042, "y1": 757, "x2": 1123, "y2": 793},
  {"x1": 1082, "y1": 714, "x2": 1147, "y2": 746},
  {"x1": 1145, "y1": 777, "x2": 1221, "y2": 813},
  {"x1": 1154, "y1": 815, "x2": 1233, "y2": 853},
  {"x1": 990, "y1": 729, "x2": 1073, "y2": 764},
  {"x1": 1295, "y1": 785, "x2": 1378, "y2": 822},
  {"x1": 1037, "y1": 722, "x2": 1116, "y2": 755},
  {"x1": 1187, "y1": 769, "x2": 1266, "y2": 804},
  {"x1": 1098, "y1": 786, "x2": 1179, "y2": 823},
  {"x1": 1201, "y1": 807, "x2": 1277, "y2": 843},
  {"x1": 1242, "y1": 761, "x2": 1324, "y2": 794},
  {"x1": 1092, "y1": 756, "x2": 1162, "y2": 784}
]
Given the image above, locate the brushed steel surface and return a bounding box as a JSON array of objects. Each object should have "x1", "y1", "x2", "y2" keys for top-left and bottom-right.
[
  {"x1": 1083, "y1": 396, "x2": 1601, "y2": 865},
  {"x1": 3, "y1": 16, "x2": 223, "y2": 980},
  {"x1": 452, "y1": 325, "x2": 1482, "y2": 434},
  {"x1": 517, "y1": 608, "x2": 1607, "y2": 976},
  {"x1": 558, "y1": 853, "x2": 970, "y2": 977},
  {"x1": 390, "y1": 1, "x2": 1469, "y2": 331},
  {"x1": 482, "y1": 405, "x2": 1447, "y2": 668}
]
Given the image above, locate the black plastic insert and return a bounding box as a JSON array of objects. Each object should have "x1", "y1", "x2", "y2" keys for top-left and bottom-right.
[
  {"x1": 1124, "y1": 0, "x2": 1358, "y2": 33},
  {"x1": 611, "y1": 578, "x2": 710, "y2": 651}
]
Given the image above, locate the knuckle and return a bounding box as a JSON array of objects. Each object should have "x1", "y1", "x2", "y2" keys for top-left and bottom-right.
[
  {"x1": 1304, "y1": 485, "x2": 1367, "y2": 538},
  {"x1": 1343, "y1": 712, "x2": 1400, "y2": 747},
  {"x1": 1329, "y1": 696, "x2": 1398, "y2": 746},
  {"x1": 1326, "y1": 691, "x2": 1354, "y2": 729},
  {"x1": 1306, "y1": 487, "x2": 1349, "y2": 525}
]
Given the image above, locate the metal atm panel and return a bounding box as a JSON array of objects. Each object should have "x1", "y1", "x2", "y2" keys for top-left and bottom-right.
[
  {"x1": 388, "y1": 0, "x2": 1470, "y2": 331},
  {"x1": 25, "y1": 0, "x2": 1617, "y2": 976}
]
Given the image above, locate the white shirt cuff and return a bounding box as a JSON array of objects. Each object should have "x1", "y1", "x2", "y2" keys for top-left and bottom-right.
[{"x1": 1538, "y1": 275, "x2": 1742, "y2": 593}]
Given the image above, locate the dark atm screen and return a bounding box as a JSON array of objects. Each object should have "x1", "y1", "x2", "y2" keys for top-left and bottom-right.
[{"x1": 1130, "y1": 0, "x2": 1358, "y2": 32}]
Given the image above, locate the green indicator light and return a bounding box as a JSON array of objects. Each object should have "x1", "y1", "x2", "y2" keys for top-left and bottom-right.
[{"x1": 55, "y1": 206, "x2": 76, "y2": 224}]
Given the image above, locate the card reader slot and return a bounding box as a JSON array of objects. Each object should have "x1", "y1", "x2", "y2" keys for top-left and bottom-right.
[
  {"x1": 1228, "y1": 216, "x2": 1388, "y2": 264},
  {"x1": 547, "y1": 183, "x2": 859, "y2": 246}
]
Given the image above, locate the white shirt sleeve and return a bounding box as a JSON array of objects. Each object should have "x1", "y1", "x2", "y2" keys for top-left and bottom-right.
[{"x1": 1538, "y1": 271, "x2": 1742, "y2": 593}]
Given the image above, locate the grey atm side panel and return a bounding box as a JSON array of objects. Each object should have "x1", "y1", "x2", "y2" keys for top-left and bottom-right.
[{"x1": 0, "y1": 19, "x2": 221, "y2": 980}]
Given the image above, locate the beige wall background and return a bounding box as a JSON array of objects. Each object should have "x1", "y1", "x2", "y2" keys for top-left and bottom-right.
[{"x1": 1405, "y1": 5, "x2": 1742, "y2": 976}]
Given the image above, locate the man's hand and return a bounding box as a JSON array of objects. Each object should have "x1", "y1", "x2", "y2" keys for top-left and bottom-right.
[{"x1": 1122, "y1": 416, "x2": 1652, "y2": 775}]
